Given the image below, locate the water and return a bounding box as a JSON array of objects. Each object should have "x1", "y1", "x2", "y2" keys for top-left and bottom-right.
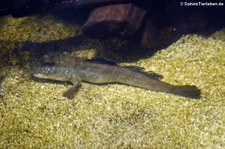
[{"x1": 0, "y1": 1, "x2": 225, "y2": 148}]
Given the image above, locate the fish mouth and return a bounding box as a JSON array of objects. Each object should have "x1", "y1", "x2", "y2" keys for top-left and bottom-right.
[
  {"x1": 32, "y1": 73, "x2": 46, "y2": 78},
  {"x1": 29, "y1": 65, "x2": 41, "y2": 75},
  {"x1": 29, "y1": 63, "x2": 48, "y2": 78}
]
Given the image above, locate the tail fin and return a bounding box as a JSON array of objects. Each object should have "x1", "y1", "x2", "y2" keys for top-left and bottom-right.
[{"x1": 171, "y1": 85, "x2": 201, "y2": 99}]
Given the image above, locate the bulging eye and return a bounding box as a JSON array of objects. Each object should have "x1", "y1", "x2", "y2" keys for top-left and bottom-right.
[{"x1": 42, "y1": 61, "x2": 55, "y2": 67}]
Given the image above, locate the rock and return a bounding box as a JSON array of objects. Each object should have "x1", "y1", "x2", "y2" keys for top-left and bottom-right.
[
  {"x1": 141, "y1": 20, "x2": 179, "y2": 49},
  {"x1": 74, "y1": 0, "x2": 135, "y2": 5},
  {"x1": 0, "y1": 0, "x2": 135, "y2": 17},
  {"x1": 82, "y1": 3, "x2": 146, "y2": 38}
]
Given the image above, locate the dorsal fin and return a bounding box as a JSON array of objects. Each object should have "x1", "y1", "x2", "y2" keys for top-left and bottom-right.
[
  {"x1": 123, "y1": 66, "x2": 145, "y2": 72},
  {"x1": 124, "y1": 66, "x2": 163, "y2": 80},
  {"x1": 86, "y1": 58, "x2": 117, "y2": 65},
  {"x1": 144, "y1": 71, "x2": 163, "y2": 80},
  {"x1": 87, "y1": 58, "x2": 163, "y2": 80}
]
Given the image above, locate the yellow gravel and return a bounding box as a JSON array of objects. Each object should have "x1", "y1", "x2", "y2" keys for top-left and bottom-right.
[{"x1": 0, "y1": 15, "x2": 225, "y2": 148}]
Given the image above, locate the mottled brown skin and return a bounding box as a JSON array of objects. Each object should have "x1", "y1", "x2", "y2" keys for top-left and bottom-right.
[{"x1": 30, "y1": 55, "x2": 201, "y2": 99}]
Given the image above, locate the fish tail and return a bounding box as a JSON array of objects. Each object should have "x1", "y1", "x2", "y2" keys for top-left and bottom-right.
[{"x1": 171, "y1": 85, "x2": 201, "y2": 99}]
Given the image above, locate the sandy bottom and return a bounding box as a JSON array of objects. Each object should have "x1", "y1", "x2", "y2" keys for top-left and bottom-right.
[{"x1": 0, "y1": 15, "x2": 225, "y2": 148}]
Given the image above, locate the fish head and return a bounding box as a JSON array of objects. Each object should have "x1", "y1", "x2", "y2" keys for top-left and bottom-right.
[{"x1": 30, "y1": 64, "x2": 71, "y2": 82}]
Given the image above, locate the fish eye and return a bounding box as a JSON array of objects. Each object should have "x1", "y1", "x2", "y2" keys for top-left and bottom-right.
[{"x1": 42, "y1": 61, "x2": 55, "y2": 66}]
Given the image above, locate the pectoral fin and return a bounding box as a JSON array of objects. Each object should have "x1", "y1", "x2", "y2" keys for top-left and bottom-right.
[{"x1": 63, "y1": 80, "x2": 81, "y2": 99}]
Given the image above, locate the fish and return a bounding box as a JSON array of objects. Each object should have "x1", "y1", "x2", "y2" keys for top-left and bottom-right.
[{"x1": 30, "y1": 54, "x2": 201, "y2": 99}]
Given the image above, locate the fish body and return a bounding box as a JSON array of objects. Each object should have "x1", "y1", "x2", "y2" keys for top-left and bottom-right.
[{"x1": 30, "y1": 54, "x2": 201, "y2": 99}]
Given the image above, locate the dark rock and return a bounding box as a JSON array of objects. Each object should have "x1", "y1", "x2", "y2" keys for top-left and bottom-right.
[
  {"x1": 0, "y1": 0, "x2": 136, "y2": 17},
  {"x1": 141, "y1": 20, "x2": 179, "y2": 49},
  {"x1": 73, "y1": 0, "x2": 136, "y2": 5},
  {"x1": 82, "y1": 3, "x2": 146, "y2": 38}
]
